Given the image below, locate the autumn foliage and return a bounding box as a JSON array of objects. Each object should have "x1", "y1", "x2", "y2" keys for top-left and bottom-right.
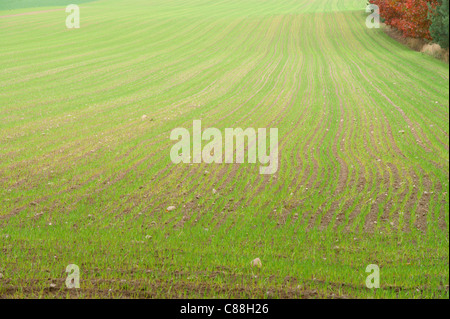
[{"x1": 370, "y1": 0, "x2": 439, "y2": 40}]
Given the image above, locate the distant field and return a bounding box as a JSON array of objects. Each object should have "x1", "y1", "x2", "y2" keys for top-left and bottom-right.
[
  {"x1": 0, "y1": 0, "x2": 448, "y2": 298},
  {"x1": 0, "y1": 0, "x2": 94, "y2": 11}
]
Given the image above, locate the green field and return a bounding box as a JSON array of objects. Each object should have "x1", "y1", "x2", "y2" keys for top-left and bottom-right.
[{"x1": 0, "y1": 0, "x2": 448, "y2": 298}]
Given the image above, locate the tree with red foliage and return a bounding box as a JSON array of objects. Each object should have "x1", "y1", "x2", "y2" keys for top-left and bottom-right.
[{"x1": 370, "y1": 0, "x2": 439, "y2": 40}]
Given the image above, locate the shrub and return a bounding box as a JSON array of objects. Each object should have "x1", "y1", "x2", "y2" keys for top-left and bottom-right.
[{"x1": 428, "y1": 0, "x2": 450, "y2": 48}]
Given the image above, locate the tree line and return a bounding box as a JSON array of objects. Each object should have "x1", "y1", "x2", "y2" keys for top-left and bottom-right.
[{"x1": 370, "y1": 0, "x2": 449, "y2": 48}]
